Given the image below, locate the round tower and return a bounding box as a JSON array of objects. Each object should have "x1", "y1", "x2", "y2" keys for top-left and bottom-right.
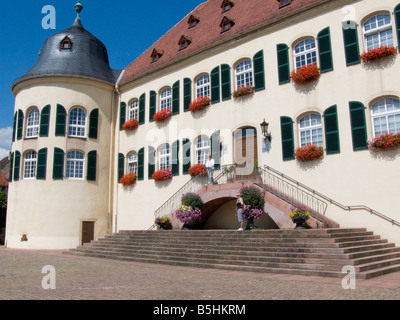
[{"x1": 6, "y1": 2, "x2": 121, "y2": 249}]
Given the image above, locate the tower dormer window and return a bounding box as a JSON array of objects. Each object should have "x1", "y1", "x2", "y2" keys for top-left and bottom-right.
[
  {"x1": 188, "y1": 15, "x2": 200, "y2": 28},
  {"x1": 221, "y1": 0, "x2": 234, "y2": 12},
  {"x1": 220, "y1": 16, "x2": 235, "y2": 33},
  {"x1": 60, "y1": 36, "x2": 72, "y2": 50},
  {"x1": 178, "y1": 36, "x2": 192, "y2": 50}
]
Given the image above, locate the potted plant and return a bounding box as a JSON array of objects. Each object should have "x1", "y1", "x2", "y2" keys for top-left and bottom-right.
[
  {"x1": 290, "y1": 63, "x2": 321, "y2": 85},
  {"x1": 153, "y1": 109, "x2": 172, "y2": 122},
  {"x1": 120, "y1": 172, "x2": 137, "y2": 186},
  {"x1": 295, "y1": 143, "x2": 324, "y2": 162},
  {"x1": 175, "y1": 192, "x2": 204, "y2": 228},
  {"x1": 152, "y1": 168, "x2": 172, "y2": 181},
  {"x1": 360, "y1": 46, "x2": 397, "y2": 63},
  {"x1": 239, "y1": 186, "x2": 265, "y2": 230},
  {"x1": 154, "y1": 216, "x2": 172, "y2": 230},
  {"x1": 290, "y1": 206, "x2": 311, "y2": 229},
  {"x1": 189, "y1": 96, "x2": 211, "y2": 112},
  {"x1": 188, "y1": 163, "x2": 207, "y2": 177},
  {"x1": 232, "y1": 85, "x2": 254, "y2": 98},
  {"x1": 368, "y1": 132, "x2": 400, "y2": 151},
  {"x1": 122, "y1": 119, "x2": 139, "y2": 130}
]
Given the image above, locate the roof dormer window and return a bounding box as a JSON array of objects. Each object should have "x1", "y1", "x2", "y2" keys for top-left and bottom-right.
[
  {"x1": 60, "y1": 36, "x2": 72, "y2": 50},
  {"x1": 150, "y1": 48, "x2": 164, "y2": 63},
  {"x1": 221, "y1": 0, "x2": 234, "y2": 12},
  {"x1": 188, "y1": 14, "x2": 200, "y2": 28},
  {"x1": 178, "y1": 35, "x2": 192, "y2": 50},
  {"x1": 278, "y1": 0, "x2": 292, "y2": 8},
  {"x1": 220, "y1": 16, "x2": 235, "y2": 33}
]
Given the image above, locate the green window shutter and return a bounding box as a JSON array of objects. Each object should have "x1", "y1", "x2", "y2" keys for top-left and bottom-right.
[
  {"x1": 8, "y1": 152, "x2": 14, "y2": 182},
  {"x1": 211, "y1": 66, "x2": 220, "y2": 104},
  {"x1": 172, "y1": 140, "x2": 179, "y2": 176},
  {"x1": 89, "y1": 109, "x2": 99, "y2": 139},
  {"x1": 277, "y1": 44, "x2": 290, "y2": 85},
  {"x1": 324, "y1": 105, "x2": 340, "y2": 154},
  {"x1": 13, "y1": 151, "x2": 21, "y2": 181},
  {"x1": 172, "y1": 80, "x2": 180, "y2": 115},
  {"x1": 280, "y1": 116, "x2": 295, "y2": 160},
  {"x1": 182, "y1": 138, "x2": 191, "y2": 174},
  {"x1": 253, "y1": 50, "x2": 265, "y2": 91},
  {"x1": 55, "y1": 104, "x2": 66, "y2": 136},
  {"x1": 317, "y1": 27, "x2": 334, "y2": 73},
  {"x1": 221, "y1": 64, "x2": 231, "y2": 101},
  {"x1": 211, "y1": 130, "x2": 221, "y2": 170},
  {"x1": 16, "y1": 110, "x2": 24, "y2": 140},
  {"x1": 148, "y1": 146, "x2": 155, "y2": 179},
  {"x1": 87, "y1": 150, "x2": 97, "y2": 181},
  {"x1": 119, "y1": 102, "x2": 126, "y2": 130},
  {"x1": 395, "y1": 4, "x2": 400, "y2": 53},
  {"x1": 12, "y1": 112, "x2": 17, "y2": 142},
  {"x1": 149, "y1": 91, "x2": 156, "y2": 122},
  {"x1": 183, "y1": 78, "x2": 192, "y2": 112},
  {"x1": 137, "y1": 147, "x2": 144, "y2": 181},
  {"x1": 39, "y1": 105, "x2": 51, "y2": 137},
  {"x1": 342, "y1": 21, "x2": 360, "y2": 66},
  {"x1": 53, "y1": 148, "x2": 64, "y2": 180},
  {"x1": 139, "y1": 93, "x2": 145, "y2": 124},
  {"x1": 349, "y1": 101, "x2": 368, "y2": 150},
  {"x1": 36, "y1": 148, "x2": 48, "y2": 180},
  {"x1": 118, "y1": 153, "x2": 124, "y2": 183}
]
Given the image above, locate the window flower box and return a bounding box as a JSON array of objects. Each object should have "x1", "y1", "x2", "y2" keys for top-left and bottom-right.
[
  {"x1": 122, "y1": 119, "x2": 139, "y2": 130},
  {"x1": 360, "y1": 46, "x2": 397, "y2": 63},
  {"x1": 188, "y1": 163, "x2": 207, "y2": 177},
  {"x1": 295, "y1": 143, "x2": 324, "y2": 161},
  {"x1": 290, "y1": 64, "x2": 321, "y2": 85},
  {"x1": 232, "y1": 85, "x2": 254, "y2": 98},
  {"x1": 189, "y1": 96, "x2": 210, "y2": 112},
  {"x1": 368, "y1": 132, "x2": 400, "y2": 151},
  {"x1": 153, "y1": 109, "x2": 172, "y2": 122},
  {"x1": 152, "y1": 168, "x2": 172, "y2": 181},
  {"x1": 120, "y1": 172, "x2": 137, "y2": 186}
]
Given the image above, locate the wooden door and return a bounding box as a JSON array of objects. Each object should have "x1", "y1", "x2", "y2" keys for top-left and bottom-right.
[
  {"x1": 81, "y1": 221, "x2": 94, "y2": 245},
  {"x1": 234, "y1": 127, "x2": 258, "y2": 179}
]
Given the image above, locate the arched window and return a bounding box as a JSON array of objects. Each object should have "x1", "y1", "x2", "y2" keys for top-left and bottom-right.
[
  {"x1": 66, "y1": 150, "x2": 84, "y2": 179},
  {"x1": 195, "y1": 136, "x2": 210, "y2": 164},
  {"x1": 26, "y1": 108, "x2": 40, "y2": 138},
  {"x1": 363, "y1": 14, "x2": 393, "y2": 51},
  {"x1": 23, "y1": 150, "x2": 37, "y2": 179},
  {"x1": 235, "y1": 60, "x2": 253, "y2": 89},
  {"x1": 128, "y1": 99, "x2": 139, "y2": 120},
  {"x1": 159, "y1": 144, "x2": 171, "y2": 170},
  {"x1": 196, "y1": 74, "x2": 210, "y2": 98},
  {"x1": 160, "y1": 88, "x2": 172, "y2": 111},
  {"x1": 127, "y1": 152, "x2": 138, "y2": 174},
  {"x1": 68, "y1": 107, "x2": 86, "y2": 137},
  {"x1": 371, "y1": 98, "x2": 400, "y2": 136},
  {"x1": 294, "y1": 38, "x2": 317, "y2": 70},
  {"x1": 298, "y1": 114, "x2": 323, "y2": 147}
]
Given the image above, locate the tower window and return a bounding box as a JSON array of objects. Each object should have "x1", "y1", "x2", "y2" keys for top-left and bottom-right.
[{"x1": 60, "y1": 36, "x2": 72, "y2": 50}]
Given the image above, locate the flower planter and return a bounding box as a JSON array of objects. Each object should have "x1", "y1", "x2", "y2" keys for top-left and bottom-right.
[
  {"x1": 175, "y1": 205, "x2": 202, "y2": 227},
  {"x1": 290, "y1": 206, "x2": 310, "y2": 229},
  {"x1": 122, "y1": 119, "x2": 139, "y2": 130},
  {"x1": 368, "y1": 132, "x2": 400, "y2": 151},
  {"x1": 232, "y1": 85, "x2": 254, "y2": 98},
  {"x1": 120, "y1": 172, "x2": 137, "y2": 186},
  {"x1": 290, "y1": 64, "x2": 321, "y2": 85},
  {"x1": 295, "y1": 144, "x2": 324, "y2": 162},
  {"x1": 361, "y1": 46, "x2": 397, "y2": 63},
  {"x1": 154, "y1": 216, "x2": 172, "y2": 230},
  {"x1": 189, "y1": 96, "x2": 210, "y2": 112},
  {"x1": 188, "y1": 163, "x2": 207, "y2": 177},
  {"x1": 152, "y1": 168, "x2": 172, "y2": 181},
  {"x1": 153, "y1": 109, "x2": 172, "y2": 122}
]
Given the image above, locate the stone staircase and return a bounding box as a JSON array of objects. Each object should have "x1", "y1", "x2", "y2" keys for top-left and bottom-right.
[{"x1": 64, "y1": 228, "x2": 400, "y2": 279}]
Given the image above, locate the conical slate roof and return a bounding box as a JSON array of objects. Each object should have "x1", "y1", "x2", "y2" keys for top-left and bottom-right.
[{"x1": 17, "y1": 17, "x2": 121, "y2": 85}]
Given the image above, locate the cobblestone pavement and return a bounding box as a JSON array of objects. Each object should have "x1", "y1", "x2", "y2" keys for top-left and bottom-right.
[{"x1": 1, "y1": 247, "x2": 400, "y2": 300}]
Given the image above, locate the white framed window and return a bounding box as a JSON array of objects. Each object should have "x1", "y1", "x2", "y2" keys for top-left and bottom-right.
[
  {"x1": 294, "y1": 38, "x2": 317, "y2": 70},
  {"x1": 68, "y1": 108, "x2": 86, "y2": 137},
  {"x1": 159, "y1": 144, "x2": 171, "y2": 170},
  {"x1": 66, "y1": 150, "x2": 84, "y2": 179},
  {"x1": 26, "y1": 108, "x2": 39, "y2": 138},
  {"x1": 23, "y1": 150, "x2": 37, "y2": 179},
  {"x1": 196, "y1": 74, "x2": 210, "y2": 98},
  {"x1": 299, "y1": 114, "x2": 323, "y2": 147},
  {"x1": 128, "y1": 99, "x2": 139, "y2": 120},
  {"x1": 127, "y1": 152, "x2": 138, "y2": 174},
  {"x1": 363, "y1": 14, "x2": 393, "y2": 51},
  {"x1": 195, "y1": 136, "x2": 210, "y2": 165},
  {"x1": 160, "y1": 87, "x2": 172, "y2": 111},
  {"x1": 235, "y1": 60, "x2": 253, "y2": 89},
  {"x1": 371, "y1": 98, "x2": 400, "y2": 136}
]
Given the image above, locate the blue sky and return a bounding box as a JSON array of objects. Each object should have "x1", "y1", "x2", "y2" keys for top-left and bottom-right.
[{"x1": 0, "y1": 0, "x2": 205, "y2": 158}]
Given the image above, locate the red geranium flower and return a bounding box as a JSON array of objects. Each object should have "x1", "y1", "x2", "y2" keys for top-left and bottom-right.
[
  {"x1": 122, "y1": 119, "x2": 139, "y2": 130},
  {"x1": 153, "y1": 109, "x2": 172, "y2": 122},
  {"x1": 360, "y1": 46, "x2": 397, "y2": 63},
  {"x1": 290, "y1": 64, "x2": 321, "y2": 85},
  {"x1": 295, "y1": 143, "x2": 324, "y2": 161}
]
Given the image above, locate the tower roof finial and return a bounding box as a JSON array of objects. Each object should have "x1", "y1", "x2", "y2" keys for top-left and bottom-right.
[{"x1": 74, "y1": 1, "x2": 83, "y2": 18}]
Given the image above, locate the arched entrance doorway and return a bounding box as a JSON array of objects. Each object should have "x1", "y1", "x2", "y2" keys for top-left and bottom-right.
[{"x1": 233, "y1": 126, "x2": 258, "y2": 180}]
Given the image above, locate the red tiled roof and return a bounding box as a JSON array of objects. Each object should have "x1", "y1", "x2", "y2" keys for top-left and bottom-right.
[
  {"x1": 0, "y1": 171, "x2": 8, "y2": 187},
  {"x1": 120, "y1": 0, "x2": 330, "y2": 85}
]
